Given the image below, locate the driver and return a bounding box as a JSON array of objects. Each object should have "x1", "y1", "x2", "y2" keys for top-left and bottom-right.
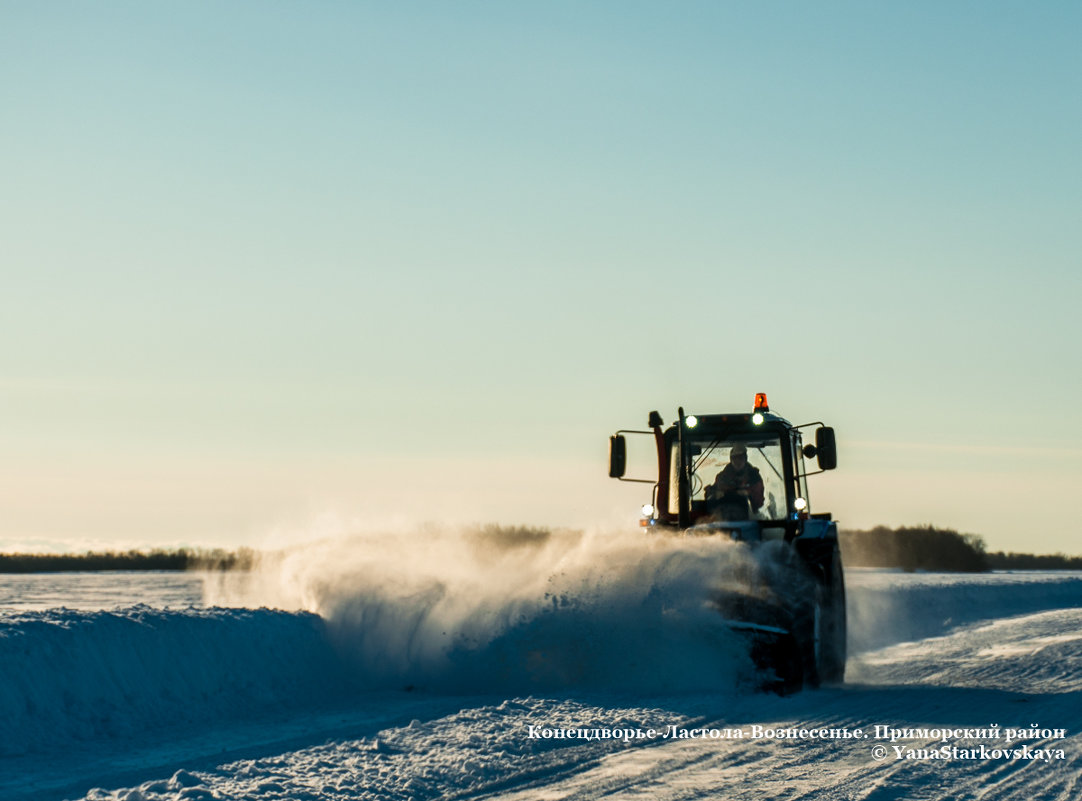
[{"x1": 707, "y1": 444, "x2": 765, "y2": 513}]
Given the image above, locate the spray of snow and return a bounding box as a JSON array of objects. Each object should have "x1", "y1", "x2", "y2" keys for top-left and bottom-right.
[{"x1": 205, "y1": 524, "x2": 763, "y2": 693}]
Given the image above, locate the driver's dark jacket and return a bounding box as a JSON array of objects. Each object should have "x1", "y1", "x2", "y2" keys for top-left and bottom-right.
[{"x1": 709, "y1": 464, "x2": 764, "y2": 509}]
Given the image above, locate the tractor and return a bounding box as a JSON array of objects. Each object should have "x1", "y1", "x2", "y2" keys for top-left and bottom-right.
[{"x1": 608, "y1": 393, "x2": 845, "y2": 691}]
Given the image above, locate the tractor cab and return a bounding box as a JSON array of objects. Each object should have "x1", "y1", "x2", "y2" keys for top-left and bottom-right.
[{"x1": 609, "y1": 394, "x2": 837, "y2": 542}]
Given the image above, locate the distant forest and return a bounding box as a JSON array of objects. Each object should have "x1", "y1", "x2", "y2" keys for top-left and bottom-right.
[
  {"x1": 0, "y1": 548, "x2": 256, "y2": 574},
  {"x1": 840, "y1": 525, "x2": 1082, "y2": 572},
  {"x1": 1, "y1": 528, "x2": 1080, "y2": 573}
]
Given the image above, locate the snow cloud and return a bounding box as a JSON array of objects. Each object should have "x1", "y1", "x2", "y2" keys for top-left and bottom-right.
[{"x1": 206, "y1": 524, "x2": 760, "y2": 693}]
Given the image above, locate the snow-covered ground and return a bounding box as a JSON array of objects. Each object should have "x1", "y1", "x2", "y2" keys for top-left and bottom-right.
[{"x1": 3, "y1": 529, "x2": 1082, "y2": 800}]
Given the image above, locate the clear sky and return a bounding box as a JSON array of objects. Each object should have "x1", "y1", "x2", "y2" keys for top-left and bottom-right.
[{"x1": 2, "y1": 2, "x2": 1080, "y2": 553}]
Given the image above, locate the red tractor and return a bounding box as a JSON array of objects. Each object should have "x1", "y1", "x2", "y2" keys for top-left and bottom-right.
[{"x1": 609, "y1": 393, "x2": 845, "y2": 690}]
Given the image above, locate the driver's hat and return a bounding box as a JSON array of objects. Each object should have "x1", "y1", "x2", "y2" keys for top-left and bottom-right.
[{"x1": 730, "y1": 444, "x2": 747, "y2": 456}]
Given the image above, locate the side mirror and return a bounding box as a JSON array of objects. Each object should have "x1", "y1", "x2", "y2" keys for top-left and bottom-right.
[
  {"x1": 816, "y1": 427, "x2": 837, "y2": 470},
  {"x1": 609, "y1": 435, "x2": 627, "y2": 478}
]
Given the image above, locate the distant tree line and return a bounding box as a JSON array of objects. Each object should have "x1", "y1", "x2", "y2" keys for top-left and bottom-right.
[
  {"x1": 840, "y1": 525, "x2": 989, "y2": 572},
  {"x1": 841, "y1": 525, "x2": 1082, "y2": 572},
  {"x1": 983, "y1": 551, "x2": 1082, "y2": 570},
  {"x1": 0, "y1": 548, "x2": 257, "y2": 573}
]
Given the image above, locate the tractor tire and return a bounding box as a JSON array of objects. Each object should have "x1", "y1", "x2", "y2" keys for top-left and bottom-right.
[
  {"x1": 794, "y1": 545, "x2": 847, "y2": 688},
  {"x1": 820, "y1": 547, "x2": 847, "y2": 684}
]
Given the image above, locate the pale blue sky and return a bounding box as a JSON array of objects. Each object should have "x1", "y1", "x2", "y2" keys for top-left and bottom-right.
[{"x1": 2, "y1": 2, "x2": 1079, "y2": 552}]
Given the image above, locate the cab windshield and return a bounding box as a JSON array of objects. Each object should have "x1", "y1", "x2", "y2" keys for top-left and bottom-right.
[{"x1": 671, "y1": 435, "x2": 788, "y2": 521}]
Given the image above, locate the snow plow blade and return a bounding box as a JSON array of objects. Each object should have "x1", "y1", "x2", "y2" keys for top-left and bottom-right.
[{"x1": 712, "y1": 590, "x2": 804, "y2": 694}]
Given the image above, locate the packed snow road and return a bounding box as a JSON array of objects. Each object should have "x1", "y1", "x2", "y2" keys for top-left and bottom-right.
[{"x1": 3, "y1": 533, "x2": 1082, "y2": 800}]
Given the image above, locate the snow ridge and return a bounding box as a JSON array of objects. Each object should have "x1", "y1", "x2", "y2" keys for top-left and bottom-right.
[{"x1": 0, "y1": 606, "x2": 350, "y2": 756}]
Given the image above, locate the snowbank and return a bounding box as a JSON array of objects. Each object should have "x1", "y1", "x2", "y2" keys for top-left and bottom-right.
[
  {"x1": 846, "y1": 570, "x2": 1082, "y2": 653},
  {"x1": 0, "y1": 606, "x2": 350, "y2": 756}
]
